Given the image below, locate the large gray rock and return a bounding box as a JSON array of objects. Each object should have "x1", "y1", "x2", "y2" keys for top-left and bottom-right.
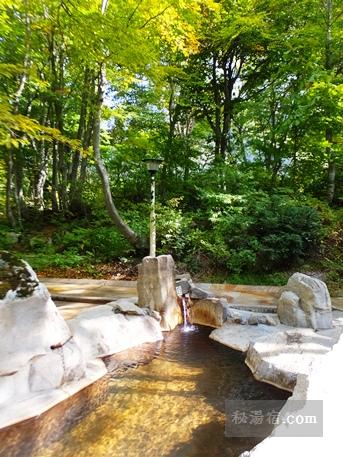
[
  {"x1": 277, "y1": 273, "x2": 332, "y2": 330},
  {"x1": 137, "y1": 255, "x2": 180, "y2": 330},
  {"x1": 108, "y1": 299, "x2": 161, "y2": 321},
  {"x1": 226, "y1": 308, "x2": 280, "y2": 326},
  {"x1": 189, "y1": 285, "x2": 214, "y2": 300},
  {"x1": 175, "y1": 278, "x2": 192, "y2": 296},
  {"x1": 109, "y1": 299, "x2": 147, "y2": 316}
]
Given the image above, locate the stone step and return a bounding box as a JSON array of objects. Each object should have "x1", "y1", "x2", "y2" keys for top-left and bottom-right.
[
  {"x1": 52, "y1": 294, "x2": 111, "y2": 304},
  {"x1": 229, "y1": 304, "x2": 277, "y2": 314}
]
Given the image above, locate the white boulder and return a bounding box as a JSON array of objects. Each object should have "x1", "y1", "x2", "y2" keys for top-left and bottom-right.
[
  {"x1": 0, "y1": 256, "x2": 86, "y2": 413},
  {"x1": 0, "y1": 282, "x2": 72, "y2": 375},
  {"x1": 29, "y1": 353, "x2": 64, "y2": 392},
  {"x1": 68, "y1": 305, "x2": 163, "y2": 361}
]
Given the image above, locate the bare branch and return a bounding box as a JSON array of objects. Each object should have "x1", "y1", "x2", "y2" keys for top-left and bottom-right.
[
  {"x1": 139, "y1": 5, "x2": 171, "y2": 29},
  {"x1": 127, "y1": 0, "x2": 144, "y2": 26}
]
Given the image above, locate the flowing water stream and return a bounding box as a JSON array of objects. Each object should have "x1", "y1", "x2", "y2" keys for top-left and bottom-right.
[{"x1": 0, "y1": 326, "x2": 289, "y2": 457}]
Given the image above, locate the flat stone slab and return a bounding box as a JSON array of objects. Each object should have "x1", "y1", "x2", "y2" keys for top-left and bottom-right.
[
  {"x1": 332, "y1": 296, "x2": 343, "y2": 310},
  {"x1": 42, "y1": 279, "x2": 343, "y2": 316},
  {"x1": 210, "y1": 323, "x2": 282, "y2": 352},
  {"x1": 42, "y1": 279, "x2": 281, "y2": 317},
  {"x1": 42, "y1": 278, "x2": 137, "y2": 301},
  {"x1": 196, "y1": 283, "x2": 279, "y2": 308},
  {"x1": 245, "y1": 328, "x2": 341, "y2": 391},
  {"x1": 241, "y1": 333, "x2": 343, "y2": 457},
  {"x1": 211, "y1": 311, "x2": 343, "y2": 391}
]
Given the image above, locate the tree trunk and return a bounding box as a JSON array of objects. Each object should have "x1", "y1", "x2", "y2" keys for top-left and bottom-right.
[
  {"x1": 326, "y1": 128, "x2": 335, "y2": 203},
  {"x1": 56, "y1": 100, "x2": 67, "y2": 212},
  {"x1": 212, "y1": 52, "x2": 222, "y2": 162},
  {"x1": 51, "y1": 140, "x2": 59, "y2": 212},
  {"x1": 6, "y1": 8, "x2": 31, "y2": 227},
  {"x1": 69, "y1": 68, "x2": 90, "y2": 204},
  {"x1": 325, "y1": 0, "x2": 335, "y2": 203},
  {"x1": 5, "y1": 152, "x2": 16, "y2": 228},
  {"x1": 68, "y1": 69, "x2": 95, "y2": 212},
  {"x1": 221, "y1": 55, "x2": 232, "y2": 160},
  {"x1": 327, "y1": 158, "x2": 336, "y2": 203},
  {"x1": 32, "y1": 137, "x2": 48, "y2": 210},
  {"x1": 93, "y1": 64, "x2": 146, "y2": 251},
  {"x1": 13, "y1": 149, "x2": 23, "y2": 227}
]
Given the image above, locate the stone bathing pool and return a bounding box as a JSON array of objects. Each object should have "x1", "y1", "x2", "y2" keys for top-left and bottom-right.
[{"x1": 0, "y1": 325, "x2": 289, "y2": 457}]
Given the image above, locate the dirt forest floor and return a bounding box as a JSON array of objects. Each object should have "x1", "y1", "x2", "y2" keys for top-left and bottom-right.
[{"x1": 37, "y1": 261, "x2": 140, "y2": 281}]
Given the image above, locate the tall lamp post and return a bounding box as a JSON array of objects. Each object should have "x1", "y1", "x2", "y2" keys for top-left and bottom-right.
[{"x1": 143, "y1": 158, "x2": 163, "y2": 257}]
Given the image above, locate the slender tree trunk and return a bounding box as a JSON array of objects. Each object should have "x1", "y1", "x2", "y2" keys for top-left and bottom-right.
[
  {"x1": 5, "y1": 7, "x2": 31, "y2": 227},
  {"x1": 212, "y1": 52, "x2": 221, "y2": 162},
  {"x1": 49, "y1": 29, "x2": 68, "y2": 212},
  {"x1": 5, "y1": 152, "x2": 16, "y2": 227},
  {"x1": 80, "y1": 111, "x2": 94, "y2": 187},
  {"x1": 51, "y1": 140, "x2": 59, "y2": 212},
  {"x1": 35, "y1": 167, "x2": 47, "y2": 210},
  {"x1": 32, "y1": 104, "x2": 50, "y2": 210},
  {"x1": 76, "y1": 111, "x2": 94, "y2": 215},
  {"x1": 327, "y1": 129, "x2": 335, "y2": 202},
  {"x1": 93, "y1": 64, "x2": 146, "y2": 251},
  {"x1": 221, "y1": 55, "x2": 232, "y2": 160},
  {"x1": 69, "y1": 68, "x2": 91, "y2": 209},
  {"x1": 32, "y1": 138, "x2": 48, "y2": 210},
  {"x1": 56, "y1": 102, "x2": 67, "y2": 211},
  {"x1": 325, "y1": 0, "x2": 335, "y2": 203},
  {"x1": 13, "y1": 149, "x2": 23, "y2": 227}
]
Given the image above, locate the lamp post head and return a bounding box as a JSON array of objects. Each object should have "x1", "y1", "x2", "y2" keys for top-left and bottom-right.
[{"x1": 143, "y1": 157, "x2": 163, "y2": 176}]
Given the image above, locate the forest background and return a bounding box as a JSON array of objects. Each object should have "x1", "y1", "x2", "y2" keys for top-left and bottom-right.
[{"x1": 0, "y1": 0, "x2": 342, "y2": 291}]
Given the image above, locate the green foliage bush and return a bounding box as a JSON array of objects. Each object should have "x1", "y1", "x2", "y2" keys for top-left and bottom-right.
[
  {"x1": 3, "y1": 188, "x2": 337, "y2": 286},
  {"x1": 157, "y1": 191, "x2": 325, "y2": 274},
  {"x1": 24, "y1": 251, "x2": 88, "y2": 270},
  {"x1": 0, "y1": 225, "x2": 19, "y2": 250},
  {"x1": 53, "y1": 225, "x2": 135, "y2": 262}
]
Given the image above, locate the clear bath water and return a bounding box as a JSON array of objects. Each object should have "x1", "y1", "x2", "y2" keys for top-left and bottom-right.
[{"x1": 0, "y1": 325, "x2": 289, "y2": 457}]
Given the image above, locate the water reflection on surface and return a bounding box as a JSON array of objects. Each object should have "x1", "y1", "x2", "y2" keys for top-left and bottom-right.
[{"x1": 0, "y1": 326, "x2": 289, "y2": 457}]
